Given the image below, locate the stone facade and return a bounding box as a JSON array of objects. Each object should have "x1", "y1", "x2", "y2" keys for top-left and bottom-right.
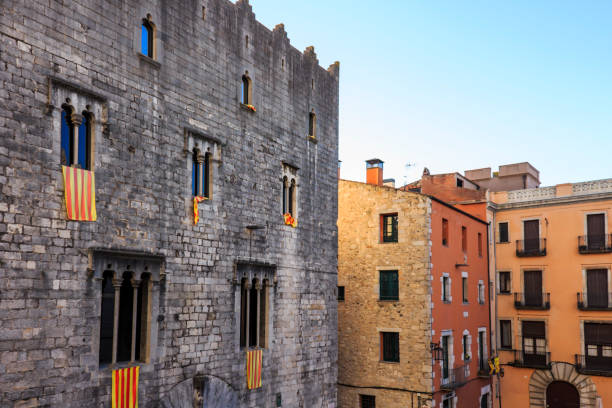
[
  {"x1": 337, "y1": 180, "x2": 433, "y2": 408},
  {"x1": 0, "y1": 0, "x2": 339, "y2": 407}
]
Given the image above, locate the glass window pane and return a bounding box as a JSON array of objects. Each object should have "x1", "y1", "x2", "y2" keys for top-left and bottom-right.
[
  {"x1": 141, "y1": 24, "x2": 149, "y2": 56},
  {"x1": 78, "y1": 117, "x2": 88, "y2": 169},
  {"x1": 588, "y1": 344, "x2": 598, "y2": 356},
  {"x1": 61, "y1": 110, "x2": 72, "y2": 166}
]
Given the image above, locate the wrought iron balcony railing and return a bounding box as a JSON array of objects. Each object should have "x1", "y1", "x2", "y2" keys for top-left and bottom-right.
[
  {"x1": 440, "y1": 364, "x2": 469, "y2": 390},
  {"x1": 575, "y1": 354, "x2": 612, "y2": 376},
  {"x1": 577, "y1": 292, "x2": 612, "y2": 310},
  {"x1": 578, "y1": 235, "x2": 612, "y2": 254},
  {"x1": 516, "y1": 239, "x2": 546, "y2": 257},
  {"x1": 511, "y1": 349, "x2": 550, "y2": 369},
  {"x1": 514, "y1": 292, "x2": 550, "y2": 310}
]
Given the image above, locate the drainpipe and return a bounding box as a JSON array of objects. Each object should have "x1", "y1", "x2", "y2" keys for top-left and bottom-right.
[{"x1": 489, "y1": 208, "x2": 502, "y2": 408}]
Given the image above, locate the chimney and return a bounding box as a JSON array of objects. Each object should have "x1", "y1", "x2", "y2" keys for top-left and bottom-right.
[
  {"x1": 366, "y1": 159, "x2": 384, "y2": 186},
  {"x1": 383, "y1": 178, "x2": 395, "y2": 188}
]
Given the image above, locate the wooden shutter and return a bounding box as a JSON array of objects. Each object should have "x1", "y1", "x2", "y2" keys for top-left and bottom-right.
[
  {"x1": 587, "y1": 269, "x2": 608, "y2": 308},
  {"x1": 523, "y1": 220, "x2": 539, "y2": 252},
  {"x1": 382, "y1": 332, "x2": 399, "y2": 362},
  {"x1": 587, "y1": 214, "x2": 605, "y2": 249},
  {"x1": 380, "y1": 271, "x2": 398, "y2": 300},
  {"x1": 524, "y1": 270, "x2": 542, "y2": 306},
  {"x1": 585, "y1": 323, "x2": 612, "y2": 344},
  {"x1": 522, "y1": 321, "x2": 545, "y2": 338},
  {"x1": 499, "y1": 222, "x2": 509, "y2": 243}
]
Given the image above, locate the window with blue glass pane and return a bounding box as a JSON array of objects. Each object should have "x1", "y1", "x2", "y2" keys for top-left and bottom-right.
[
  {"x1": 141, "y1": 22, "x2": 153, "y2": 58},
  {"x1": 61, "y1": 108, "x2": 73, "y2": 166},
  {"x1": 192, "y1": 149, "x2": 199, "y2": 196},
  {"x1": 77, "y1": 113, "x2": 90, "y2": 169}
]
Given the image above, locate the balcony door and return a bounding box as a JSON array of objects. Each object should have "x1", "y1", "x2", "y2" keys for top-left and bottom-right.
[
  {"x1": 586, "y1": 269, "x2": 608, "y2": 308},
  {"x1": 585, "y1": 323, "x2": 612, "y2": 371},
  {"x1": 546, "y1": 381, "x2": 579, "y2": 408},
  {"x1": 523, "y1": 220, "x2": 540, "y2": 253},
  {"x1": 522, "y1": 321, "x2": 546, "y2": 366},
  {"x1": 587, "y1": 214, "x2": 605, "y2": 250},
  {"x1": 442, "y1": 336, "x2": 449, "y2": 381},
  {"x1": 478, "y1": 331, "x2": 486, "y2": 371},
  {"x1": 524, "y1": 270, "x2": 542, "y2": 307}
]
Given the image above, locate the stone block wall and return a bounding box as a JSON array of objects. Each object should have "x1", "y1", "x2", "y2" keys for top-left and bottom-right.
[
  {"x1": 337, "y1": 180, "x2": 432, "y2": 408},
  {"x1": 0, "y1": 0, "x2": 339, "y2": 406}
]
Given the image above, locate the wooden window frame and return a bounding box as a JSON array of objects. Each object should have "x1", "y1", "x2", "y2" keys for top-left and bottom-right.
[{"x1": 380, "y1": 213, "x2": 398, "y2": 243}]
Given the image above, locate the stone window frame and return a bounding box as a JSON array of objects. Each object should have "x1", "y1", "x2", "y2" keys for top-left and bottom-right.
[
  {"x1": 240, "y1": 71, "x2": 253, "y2": 107},
  {"x1": 477, "y1": 327, "x2": 488, "y2": 371},
  {"x1": 461, "y1": 271, "x2": 469, "y2": 304},
  {"x1": 440, "y1": 330, "x2": 454, "y2": 384},
  {"x1": 461, "y1": 329, "x2": 472, "y2": 362},
  {"x1": 140, "y1": 15, "x2": 156, "y2": 59},
  {"x1": 497, "y1": 270, "x2": 512, "y2": 295},
  {"x1": 49, "y1": 77, "x2": 106, "y2": 173},
  {"x1": 281, "y1": 162, "x2": 299, "y2": 220},
  {"x1": 441, "y1": 273, "x2": 452, "y2": 303},
  {"x1": 379, "y1": 331, "x2": 400, "y2": 363},
  {"x1": 134, "y1": 11, "x2": 162, "y2": 69},
  {"x1": 184, "y1": 127, "x2": 222, "y2": 202},
  {"x1": 477, "y1": 280, "x2": 485, "y2": 304},
  {"x1": 308, "y1": 110, "x2": 317, "y2": 139},
  {"x1": 233, "y1": 261, "x2": 276, "y2": 351},
  {"x1": 380, "y1": 213, "x2": 399, "y2": 243},
  {"x1": 498, "y1": 318, "x2": 513, "y2": 350},
  {"x1": 89, "y1": 249, "x2": 164, "y2": 369}
]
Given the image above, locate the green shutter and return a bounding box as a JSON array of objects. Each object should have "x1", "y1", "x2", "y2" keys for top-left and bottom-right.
[{"x1": 380, "y1": 271, "x2": 399, "y2": 301}]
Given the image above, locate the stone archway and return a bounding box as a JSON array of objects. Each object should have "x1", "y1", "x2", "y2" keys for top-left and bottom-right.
[
  {"x1": 159, "y1": 375, "x2": 238, "y2": 408},
  {"x1": 528, "y1": 362, "x2": 598, "y2": 408}
]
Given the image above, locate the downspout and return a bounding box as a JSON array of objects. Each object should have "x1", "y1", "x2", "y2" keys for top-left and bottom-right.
[
  {"x1": 486, "y1": 219, "x2": 494, "y2": 407},
  {"x1": 490, "y1": 207, "x2": 502, "y2": 408}
]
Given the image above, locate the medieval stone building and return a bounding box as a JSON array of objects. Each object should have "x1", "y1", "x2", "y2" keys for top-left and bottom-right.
[{"x1": 0, "y1": 0, "x2": 339, "y2": 406}]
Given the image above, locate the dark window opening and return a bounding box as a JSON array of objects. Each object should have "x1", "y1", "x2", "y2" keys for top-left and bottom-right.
[
  {"x1": 457, "y1": 178, "x2": 464, "y2": 188},
  {"x1": 499, "y1": 222, "x2": 509, "y2": 243},
  {"x1": 522, "y1": 321, "x2": 546, "y2": 366},
  {"x1": 381, "y1": 332, "x2": 399, "y2": 362},
  {"x1": 379, "y1": 270, "x2": 399, "y2": 301},
  {"x1": 240, "y1": 278, "x2": 267, "y2": 349},
  {"x1": 99, "y1": 271, "x2": 115, "y2": 364},
  {"x1": 337, "y1": 286, "x2": 345, "y2": 301},
  {"x1": 288, "y1": 180, "x2": 296, "y2": 216},
  {"x1": 381, "y1": 214, "x2": 398, "y2": 243},
  {"x1": 499, "y1": 271, "x2": 511, "y2": 294},
  {"x1": 462, "y1": 277, "x2": 468, "y2": 303},
  {"x1": 61, "y1": 107, "x2": 74, "y2": 166},
  {"x1": 192, "y1": 148, "x2": 199, "y2": 196},
  {"x1": 500, "y1": 320, "x2": 512, "y2": 349},
  {"x1": 478, "y1": 331, "x2": 486, "y2": 371},
  {"x1": 360, "y1": 395, "x2": 376, "y2": 408},
  {"x1": 442, "y1": 218, "x2": 449, "y2": 246},
  {"x1": 586, "y1": 269, "x2": 608, "y2": 308},
  {"x1": 461, "y1": 226, "x2": 467, "y2": 252},
  {"x1": 586, "y1": 214, "x2": 606, "y2": 250},
  {"x1": 523, "y1": 220, "x2": 540, "y2": 253},
  {"x1": 463, "y1": 334, "x2": 470, "y2": 360},
  {"x1": 77, "y1": 112, "x2": 91, "y2": 170},
  {"x1": 478, "y1": 232, "x2": 483, "y2": 257},
  {"x1": 242, "y1": 75, "x2": 251, "y2": 105},
  {"x1": 524, "y1": 270, "x2": 543, "y2": 307},
  {"x1": 282, "y1": 176, "x2": 288, "y2": 214},
  {"x1": 584, "y1": 323, "x2": 612, "y2": 370},
  {"x1": 442, "y1": 335, "x2": 450, "y2": 379}
]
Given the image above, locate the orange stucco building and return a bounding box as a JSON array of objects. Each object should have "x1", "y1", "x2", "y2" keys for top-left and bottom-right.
[{"x1": 490, "y1": 180, "x2": 612, "y2": 408}]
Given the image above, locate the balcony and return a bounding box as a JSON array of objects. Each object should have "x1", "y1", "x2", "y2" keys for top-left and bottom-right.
[
  {"x1": 440, "y1": 364, "x2": 469, "y2": 390},
  {"x1": 511, "y1": 349, "x2": 551, "y2": 369},
  {"x1": 577, "y1": 292, "x2": 612, "y2": 311},
  {"x1": 516, "y1": 239, "x2": 546, "y2": 257},
  {"x1": 514, "y1": 292, "x2": 550, "y2": 310},
  {"x1": 578, "y1": 235, "x2": 612, "y2": 254},
  {"x1": 575, "y1": 354, "x2": 612, "y2": 376}
]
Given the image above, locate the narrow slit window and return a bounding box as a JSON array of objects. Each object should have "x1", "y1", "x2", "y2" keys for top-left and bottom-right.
[
  {"x1": 242, "y1": 74, "x2": 251, "y2": 105},
  {"x1": 288, "y1": 179, "x2": 296, "y2": 216},
  {"x1": 308, "y1": 111, "x2": 316, "y2": 137},
  {"x1": 282, "y1": 176, "x2": 288, "y2": 214}
]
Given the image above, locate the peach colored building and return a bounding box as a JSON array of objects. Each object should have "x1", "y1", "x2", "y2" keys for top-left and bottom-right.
[
  {"x1": 490, "y1": 179, "x2": 612, "y2": 408},
  {"x1": 338, "y1": 160, "x2": 492, "y2": 408}
]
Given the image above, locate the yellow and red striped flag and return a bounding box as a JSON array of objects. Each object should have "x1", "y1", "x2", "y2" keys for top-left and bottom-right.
[
  {"x1": 246, "y1": 349, "x2": 263, "y2": 389},
  {"x1": 193, "y1": 196, "x2": 207, "y2": 224},
  {"x1": 62, "y1": 166, "x2": 97, "y2": 221},
  {"x1": 112, "y1": 366, "x2": 139, "y2": 408}
]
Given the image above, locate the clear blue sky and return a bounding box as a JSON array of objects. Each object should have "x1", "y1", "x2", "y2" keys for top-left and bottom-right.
[{"x1": 249, "y1": 0, "x2": 612, "y2": 186}]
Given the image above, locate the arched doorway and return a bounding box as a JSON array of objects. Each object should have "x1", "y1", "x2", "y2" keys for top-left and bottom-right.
[{"x1": 546, "y1": 381, "x2": 579, "y2": 408}]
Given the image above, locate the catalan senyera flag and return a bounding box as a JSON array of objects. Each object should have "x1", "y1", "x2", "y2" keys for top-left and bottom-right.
[
  {"x1": 112, "y1": 366, "x2": 139, "y2": 408},
  {"x1": 62, "y1": 166, "x2": 97, "y2": 221},
  {"x1": 193, "y1": 196, "x2": 207, "y2": 224},
  {"x1": 246, "y1": 349, "x2": 263, "y2": 389}
]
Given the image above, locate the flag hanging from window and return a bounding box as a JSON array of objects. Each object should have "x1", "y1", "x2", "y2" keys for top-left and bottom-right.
[
  {"x1": 62, "y1": 166, "x2": 97, "y2": 221},
  {"x1": 112, "y1": 366, "x2": 139, "y2": 408},
  {"x1": 193, "y1": 196, "x2": 207, "y2": 224},
  {"x1": 246, "y1": 349, "x2": 262, "y2": 389}
]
